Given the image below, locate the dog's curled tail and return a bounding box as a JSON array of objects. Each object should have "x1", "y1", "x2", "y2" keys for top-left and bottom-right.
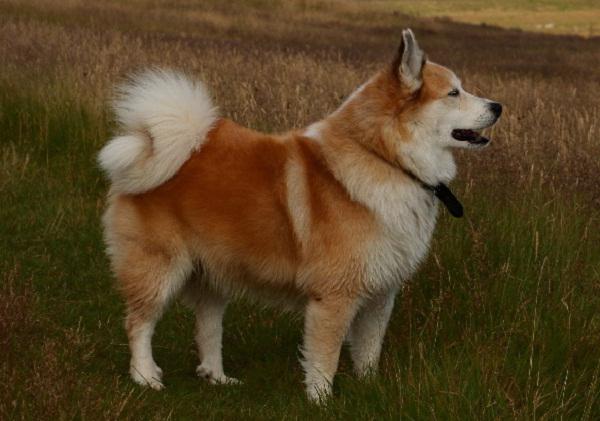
[{"x1": 98, "y1": 69, "x2": 218, "y2": 194}]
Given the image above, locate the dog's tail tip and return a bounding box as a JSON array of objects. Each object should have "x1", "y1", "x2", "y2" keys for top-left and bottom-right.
[{"x1": 98, "y1": 68, "x2": 218, "y2": 194}]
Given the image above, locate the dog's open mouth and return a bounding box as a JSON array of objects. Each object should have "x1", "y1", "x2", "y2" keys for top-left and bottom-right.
[{"x1": 451, "y1": 129, "x2": 489, "y2": 145}]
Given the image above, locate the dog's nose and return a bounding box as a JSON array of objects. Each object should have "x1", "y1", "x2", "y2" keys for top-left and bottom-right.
[{"x1": 489, "y1": 102, "x2": 503, "y2": 118}]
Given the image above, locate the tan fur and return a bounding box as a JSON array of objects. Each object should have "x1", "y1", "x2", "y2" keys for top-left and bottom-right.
[{"x1": 108, "y1": 118, "x2": 378, "y2": 303}]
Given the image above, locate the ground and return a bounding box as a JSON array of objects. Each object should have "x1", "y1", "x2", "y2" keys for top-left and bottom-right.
[{"x1": 1, "y1": 0, "x2": 600, "y2": 419}]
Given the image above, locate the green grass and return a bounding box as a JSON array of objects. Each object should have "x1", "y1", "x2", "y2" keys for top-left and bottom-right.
[{"x1": 2, "y1": 79, "x2": 600, "y2": 419}]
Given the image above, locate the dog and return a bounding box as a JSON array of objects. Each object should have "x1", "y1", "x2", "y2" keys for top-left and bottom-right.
[{"x1": 98, "y1": 29, "x2": 502, "y2": 401}]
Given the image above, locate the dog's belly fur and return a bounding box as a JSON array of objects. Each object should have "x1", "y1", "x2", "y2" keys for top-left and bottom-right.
[{"x1": 104, "y1": 119, "x2": 437, "y2": 310}]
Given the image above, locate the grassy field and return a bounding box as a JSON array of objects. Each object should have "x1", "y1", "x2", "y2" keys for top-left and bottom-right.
[
  {"x1": 382, "y1": 0, "x2": 600, "y2": 36},
  {"x1": 1, "y1": 0, "x2": 600, "y2": 419}
]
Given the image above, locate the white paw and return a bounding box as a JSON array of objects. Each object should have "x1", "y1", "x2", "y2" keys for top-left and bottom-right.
[
  {"x1": 130, "y1": 360, "x2": 164, "y2": 390},
  {"x1": 196, "y1": 364, "x2": 241, "y2": 385},
  {"x1": 306, "y1": 381, "x2": 332, "y2": 403}
]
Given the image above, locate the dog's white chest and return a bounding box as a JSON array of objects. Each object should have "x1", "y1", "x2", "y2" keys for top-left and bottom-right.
[{"x1": 363, "y1": 183, "x2": 439, "y2": 293}]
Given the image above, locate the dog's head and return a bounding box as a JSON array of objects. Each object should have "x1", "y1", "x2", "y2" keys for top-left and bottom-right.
[{"x1": 392, "y1": 29, "x2": 502, "y2": 149}]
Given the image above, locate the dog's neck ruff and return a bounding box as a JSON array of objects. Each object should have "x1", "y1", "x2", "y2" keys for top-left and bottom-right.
[
  {"x1": 303, "y1": 121, "x2": 462, "y2": 217},
  {"x1": 402, "y1": 168, "x2": 463, "y2": 218}
]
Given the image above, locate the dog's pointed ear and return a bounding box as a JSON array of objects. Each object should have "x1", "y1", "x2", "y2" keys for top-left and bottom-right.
[{"x1": 393, "y1": 29, "x2": 426, "y2": 91}]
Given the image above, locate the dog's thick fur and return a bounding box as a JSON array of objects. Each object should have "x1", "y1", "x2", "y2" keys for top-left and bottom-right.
[{"x1": 99, "y1": 29, "x2": 501, "y2": 401}]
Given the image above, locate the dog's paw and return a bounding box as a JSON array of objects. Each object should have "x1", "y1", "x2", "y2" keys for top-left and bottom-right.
[
  {"x1": 306, "y1": 381, "x2": 332, "y2": 404},
  {"x1": 130, "y1": 361, "x2": 164, "y2": 390},
  {"x1": 196, "y1": 364, "x2": 241, "y2": 385}
]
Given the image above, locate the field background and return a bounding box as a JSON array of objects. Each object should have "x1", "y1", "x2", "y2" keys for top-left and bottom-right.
[
  {"x1": 1, "y1": 0, "x2": 600, "y2": 419},
  {"x1": 376, "y1": 0, "x2": 600, "y2": 37}
]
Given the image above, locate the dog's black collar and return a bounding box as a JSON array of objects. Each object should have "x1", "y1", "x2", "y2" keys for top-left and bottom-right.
[
  {"x1": 356, "y1": 143, "x2": 463, "y2": 217},
  {"x1": 402, "y1": 169, "x2": 464, "y2": 218}
]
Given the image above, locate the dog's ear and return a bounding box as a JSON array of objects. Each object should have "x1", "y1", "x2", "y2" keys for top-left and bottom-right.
[{"x1": 393, "y1": 29, "x2": 426, "y2": 91}]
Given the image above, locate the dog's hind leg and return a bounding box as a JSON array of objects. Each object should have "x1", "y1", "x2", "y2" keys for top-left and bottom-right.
[
  {"x1": 117, "y1": 244, "x2": 192, "y2": 390},
  {"x1": 187, "y1": 284, "x2": 239, "y2": 385}
]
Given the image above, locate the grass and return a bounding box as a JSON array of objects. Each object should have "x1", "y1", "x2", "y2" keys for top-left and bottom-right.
[
  {"x1": 1, "y1": 0, "x2": 600, "y2": 419},
  {"x1": 383, "y1": 0, "x2": 600, "y2": 36}
]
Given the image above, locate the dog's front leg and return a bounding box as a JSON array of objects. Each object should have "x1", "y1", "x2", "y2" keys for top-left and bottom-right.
[
  {"x1": 348, "y1": 290, "x2": 396, "y2": 377},
  {"x1": 301, "y1": 296, "x2": 359, "y2": 402}
]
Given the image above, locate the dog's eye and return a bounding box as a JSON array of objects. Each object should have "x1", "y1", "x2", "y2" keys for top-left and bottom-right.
[{"x1": 448, "y1": 89, "x2": 460, "y2": 97}]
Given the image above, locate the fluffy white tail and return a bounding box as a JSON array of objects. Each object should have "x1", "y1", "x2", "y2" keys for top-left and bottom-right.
[{"x1": 98, "y1": 69, "x2": 218, "y2": 194}]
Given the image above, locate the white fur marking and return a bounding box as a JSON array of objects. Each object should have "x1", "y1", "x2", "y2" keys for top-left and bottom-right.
[
  {"x1": 285, "y1": 157, "x2": 311, "y2": 250},
  {"x1": 303, "y1": 121, "x2": 324, "y2": 140},
  {"x1": 349, "y1": 292, "x2": 396, "y2": 376},
  {"x1": 195, "y1": 290, "x2": 240, "y2": 385},
  {"x1": 129, "y1": 321, "x2": 164, "y2": 390},
  {"x1": 98, "y1": 69, "x2": 218, "y2": 194}
]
